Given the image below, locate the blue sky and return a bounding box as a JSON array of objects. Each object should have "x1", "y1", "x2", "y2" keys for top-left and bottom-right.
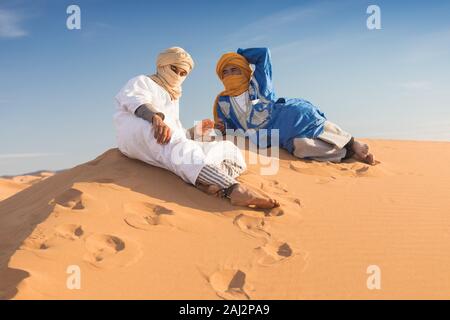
[{"x1": 1, "y1": 0, "x2": 450, "y2": 175}]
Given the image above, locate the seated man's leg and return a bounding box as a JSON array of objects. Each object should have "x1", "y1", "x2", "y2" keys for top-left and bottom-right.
[
  {"x1": 318, "y1": 121, "x2": 352, "y2": 149},
  {"x1": 196, "y1": 164, "x2": 279, "y2": 209},
  {"x1": 221, "y1": 159, "x2": 245, "y2": 178},
  {"x1": 294, "y1": 121, "x2": 375, "y2": 164},
  {"x1": 293, "y1": 137, "x2": 346, "y2": 162},
  {"x1": 196, "y1": 164, "x2": 237, "y2": 193},
  {"x1": 319, "y1": 121, "x2": 374, "y2": 164}
]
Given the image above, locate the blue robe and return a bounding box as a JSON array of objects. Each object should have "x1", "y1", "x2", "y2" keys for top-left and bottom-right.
[{"x1": 215, "y1": 47, "x2": 327, "y2": 153}]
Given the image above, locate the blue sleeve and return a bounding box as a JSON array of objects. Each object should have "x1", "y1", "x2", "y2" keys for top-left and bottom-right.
[{"x1": 237, "y1": 47, "x2": 275, "y2": 101}]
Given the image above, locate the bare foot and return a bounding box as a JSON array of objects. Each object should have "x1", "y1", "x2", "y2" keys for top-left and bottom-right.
[
  {"x1": 229, "y1": 184, "x2": 279, "y2": 209},
  {"x1": 352, "y1": 140, "x2": 375, "y2": 165},
  {"x1": 196, "y1": 183, "x2": 221, "y2": 196}
]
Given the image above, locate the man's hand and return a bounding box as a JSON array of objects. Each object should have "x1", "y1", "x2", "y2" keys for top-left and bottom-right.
[
  {"x1": 214, "y1": 121, "x2": 226, "y2": 135},
  {"x1": 152, "y1": 114, "x2": 171, "y2": 144},
  {"x1": 195, "y1": 119, "x2": 215, "y2": 137}
]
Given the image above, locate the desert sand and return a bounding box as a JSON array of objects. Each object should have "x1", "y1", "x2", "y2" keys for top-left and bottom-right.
[
  {"x1": 0, "y1": 172, "x2": 54, "y2": 202},
  {"x1": 0, "y1": 139, "x2": 449, "y2": 299}
]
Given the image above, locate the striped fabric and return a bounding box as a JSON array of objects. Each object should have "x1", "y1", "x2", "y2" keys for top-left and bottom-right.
[
  {"x1": 221, "y1": 159, "x2": 245, "y2": 178},
  {"x1": 196, "y1": 163, "x2": 238, "y2": 189}
]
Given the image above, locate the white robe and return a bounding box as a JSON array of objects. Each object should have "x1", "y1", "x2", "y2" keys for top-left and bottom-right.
[{"x1": 113, "y1": 75, "x2": 246, "y2": 185}]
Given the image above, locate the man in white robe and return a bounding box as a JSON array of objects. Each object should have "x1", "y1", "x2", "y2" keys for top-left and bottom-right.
[{"x1": 114, "y1": 47, "x2": 278, "y2": 209}]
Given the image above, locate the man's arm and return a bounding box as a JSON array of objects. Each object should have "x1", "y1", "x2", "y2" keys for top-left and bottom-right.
[
  {"x1": 134, "y1": 103, "x2": 165, "y2": 122},
  {"x1": 186, "y1": 119, "x2": 216, "y2": 140},
  {"x1": 237, "y1": 48, "x2": 275, "y2": 101},
  {"x1": 135, "y1": 103, "x2": 171, "y2": 144}
]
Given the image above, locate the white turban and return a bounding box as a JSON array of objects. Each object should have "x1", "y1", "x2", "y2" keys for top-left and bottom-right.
[{"x1": 149, "y1": 47, "x2": 194, "y2": 101}]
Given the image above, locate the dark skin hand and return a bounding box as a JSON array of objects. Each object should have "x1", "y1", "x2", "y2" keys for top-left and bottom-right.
[
  {"x1": 152, "y1": 114, "x2": 172, "y2": 144},
  {"x1": 214, "y1": 121, "x2": 226, "y2": 135},
  {"x1": 196, "y1": 119, "x2": 215, "y2": 136}
]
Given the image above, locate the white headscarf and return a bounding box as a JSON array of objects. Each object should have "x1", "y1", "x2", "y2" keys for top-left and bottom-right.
[{"x1": 150, "y1": 47, "x2": 194, "y2": 101}]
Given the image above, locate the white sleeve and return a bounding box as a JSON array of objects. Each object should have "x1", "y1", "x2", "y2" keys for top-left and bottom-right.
[{"x1": 115, "y1": 76, "x2": 155, "y2": 114}]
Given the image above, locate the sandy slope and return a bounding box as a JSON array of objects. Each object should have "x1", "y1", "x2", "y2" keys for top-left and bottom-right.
[
  {"x1": 0, "y1": 172, "x2": 54, "y2": 201},
  {"x1": 0, "y1": 139, "x2": 449, "y2": 299}
]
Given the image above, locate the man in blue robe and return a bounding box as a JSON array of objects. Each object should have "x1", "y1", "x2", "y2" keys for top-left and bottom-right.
[{"x1": 214, "y1": 48, "x2": 375, "y2": 164}]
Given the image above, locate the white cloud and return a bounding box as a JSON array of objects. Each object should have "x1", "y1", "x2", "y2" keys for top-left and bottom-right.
[
  {"x1": 0, "y1": 8, "x2": 27, "y2": 38},
  {"x1": 222, "y1": 4, "x2": 321, "y2": 47},
  {"x1": 0, "y1": 153, "x2": 63, "y2": 159},
  {"x1": 398, "y1": 81, "x2": 433, "y2": 91},
  {"x1": 221, "y1": 1, "x2": 347, "y2": 51}
]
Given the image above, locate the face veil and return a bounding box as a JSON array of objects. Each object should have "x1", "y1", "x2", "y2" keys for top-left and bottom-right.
[
  {"x1": 214, "y1": 52, "x2": 253, "y2": 121},
  {"x1": 150, "y1": 47, "x2": 194, "y2": 101}
]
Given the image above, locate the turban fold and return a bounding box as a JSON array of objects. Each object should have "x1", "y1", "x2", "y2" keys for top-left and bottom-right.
[
  {"x1": 150, "y1": 47, "x2": 194, "y2": 101},
  {"x1": 213, "y1": 52, "x2": 252, "y2": 121}
]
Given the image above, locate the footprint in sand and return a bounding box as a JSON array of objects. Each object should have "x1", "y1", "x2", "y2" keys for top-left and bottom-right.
[
  {"x1": 284, "y1": 197, "x2": 302, "y2": 208},
  {"x1": 21, "y1": 224, "x2": 85, "y2": 251},
  {"x1": 354, "y1": 164, "x2": 370, "y2": 175},
  {"x1": 315, "y1": 177, "x2": 336, "y2": 184},
  {"x1": 20, "y1": 227, "x2": 51, "y2": 250},
  {"x1": 209, "y1": 269, "x2": 251, "y2": 300},
  {"x1": 336, "y1": 163, "x2": 372, "y2": 177},
  {"x1": 290, "y1": 160, "x2": 373, "y2": 178},
  {"x1": 54, "y1": 224, "x2": 84, "y2": 240},
  {"x1": 83, "y1": 234, "x2": 142, "y2": 268},
  {"x1": 260, "y1": 180, "x2": 289, "y2": 194},
  {"x1": 233, "y1": 214, "x2": 271, "y2": 238},
  {"x1": 265, "y1": 206, "x2": 284, "y2": 217},
  {"x1": 21, "y1": 237, "x2": 50, "y2": 251},
  {"x1": 123, "y1": 202, "x2": 174, "y2": 230},
  {"x1": 50, "y1": 188, "x2": 85, "y2": 210},
  {"x1": 255, "y1": 240, "x2": 295, "y2": 266}
]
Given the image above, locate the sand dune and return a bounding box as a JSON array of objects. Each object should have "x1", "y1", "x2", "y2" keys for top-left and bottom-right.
[
  {"x1": 0, "y1": 172, "x2": 54, "y2": 201},
  {"x1": 0, "y1": 139, "x2": 449, "y2": 299}
]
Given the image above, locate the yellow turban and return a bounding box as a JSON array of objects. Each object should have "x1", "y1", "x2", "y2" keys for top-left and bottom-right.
[
  {"x1": 150, "y1": 47, "x2": 194, "y2": 101},
  {"x1": 213, "y1": 52, "x2": 253, "y2": 122}
]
